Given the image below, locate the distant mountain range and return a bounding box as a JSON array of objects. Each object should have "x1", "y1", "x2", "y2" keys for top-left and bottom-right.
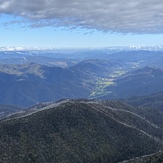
[
  {"x1": 0, "y1": 59, "x2": 124, "y2": 106},
  {"x1": 0, "y1": 51, "x2": 162, "y2": 107},
  {"x1": 0, "y1": 49, "x2": 163, "y2": 66},
  {"x1": 0, "y1": 99, "x2": 163, "y2": 163},
  {"x1": 0, "y1": 63, "x2": 90, "y2": 106},
  {"x1": 1, "y1": 45, "x2": 163, "y2": 51}
]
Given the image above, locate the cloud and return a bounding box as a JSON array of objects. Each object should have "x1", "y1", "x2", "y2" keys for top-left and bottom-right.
[{"x1": 1, "y1": 0, "x2": 163, "y2": 33}]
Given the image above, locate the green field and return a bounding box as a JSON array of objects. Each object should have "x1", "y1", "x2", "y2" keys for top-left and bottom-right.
[
  {"x1": 89, "y1": 78, "x2": 114, "y2": 98},
  {"x1": 89, "y1": 70, "x2": 126, "y2": 98}
]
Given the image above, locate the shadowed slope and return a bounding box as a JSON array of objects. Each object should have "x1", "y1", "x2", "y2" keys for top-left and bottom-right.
[{"x1": 0, "y1": 100, "x2": 162, "y2": 163}]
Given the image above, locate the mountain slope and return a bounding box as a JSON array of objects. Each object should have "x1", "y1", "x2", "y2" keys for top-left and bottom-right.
[
  {"x1": 150, "y1": 59, "x2": 163, "y2": 70},
  {"x1": 107, "y1": 50, "x2": 163, "y2": 66},
  {"x1": 120, "y1": 151, "x2": 163, "y2": 163},
  {"x1": 102, "y1": 67, "x2": 163, "y2": 99},
  {"x1": 0, "y1": 104, "x2": 25, "y2": 120},
  {"x1": 0, "y1": 60, "x2": 122, "y2": 107},
  {"x1": 0, "y1": 100, "x2": 162, "y2": 163},
  {"x1": 0, "y1": 59, "x2": 163, "y2": 107},
  {"x1": 0, "y1": 63, "x2": 90, "y2": 107},
  {"x1": 125, "y1": 91, "x2": 163, "y2": 111},
  {"x1": 70, "y1": 59, "x2": 122, "y2": 78}
]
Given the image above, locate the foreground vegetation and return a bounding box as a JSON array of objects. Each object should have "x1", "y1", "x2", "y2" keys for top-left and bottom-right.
[{"x1": 0, "y1": 99, "x2": 163, "y2": 163}]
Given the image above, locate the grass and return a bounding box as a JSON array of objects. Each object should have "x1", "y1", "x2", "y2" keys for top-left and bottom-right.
[
  {"x1": 89, "y1": 70, "x2": 126, "y2": 98},
  {"x1": 110, "y1": 70, "x2": 126, "y2": 78},
  {"x1": 89, "y1": 78, "x2": 114, "y2": 98}
]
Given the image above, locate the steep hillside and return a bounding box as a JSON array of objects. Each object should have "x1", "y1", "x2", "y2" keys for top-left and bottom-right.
[
  {"x1": 0, "y1": 104, "x2": 25, "y2": 119},
  {"x1": 0, "y1": 63, "x2": 90, "y2": 107},
  {"x1": 0, "y1": 60, "x2": 123, "y2": 107},
  {"x1": 102, "y1": 67, "x2": 163, "y2": 99},
  {"x1": 0, "y1": 59, "x2": 162, "y2": 107},
  {"x1": 0, "y1": 100, "x2": 163, "y2": 163},
  {"x1": 71, "y1": 59, "x2": 125, "y2": 98},
  {"x1": 150, "y1": 59, "x2": 163, "y2": 70},
  {"x1": 125, "y1": 91, "x2": 163, "y2": 111},
  {"x1": 123, "y1": 91, "x2": 163, "y2": 128},
  {"x1": 120, "y1": 151, "x2": 163, "y2": 163},
  {"x1": 70, "y1": 59, "x2": 122, "y2": 78}
]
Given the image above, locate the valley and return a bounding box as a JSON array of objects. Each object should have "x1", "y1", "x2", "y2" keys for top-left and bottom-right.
[
  {"x1": 2, "y1": 0, "x2": 163, "y2": 162},
  {"x1": 0, "y1": 49, "x2": 163, "y2": 107},
  {"x1": 0, "y1": 49, "x2": 163, "y2": 162}
]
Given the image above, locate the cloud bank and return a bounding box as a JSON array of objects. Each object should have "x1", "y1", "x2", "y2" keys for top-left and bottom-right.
[{"x1": 1, "y1": 0, "x2": 163, "y2": 33}]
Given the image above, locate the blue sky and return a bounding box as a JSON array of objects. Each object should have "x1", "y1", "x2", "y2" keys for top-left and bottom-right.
[{"x1": 1, "y1": 1, "x2": 163, "y2": 49}]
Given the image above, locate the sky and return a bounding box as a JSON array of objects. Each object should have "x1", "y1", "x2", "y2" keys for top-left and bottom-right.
[{"x1": 1, "y1": 0, "x2": 163, "y2": 49}]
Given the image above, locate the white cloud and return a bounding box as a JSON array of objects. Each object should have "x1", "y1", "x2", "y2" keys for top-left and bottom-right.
[
  {"x1": 1, "y1": 0, "x2": 163, "y2": 33},
  {"x1": 0, "y1": 1, "x2": 10, "y2": 10}
]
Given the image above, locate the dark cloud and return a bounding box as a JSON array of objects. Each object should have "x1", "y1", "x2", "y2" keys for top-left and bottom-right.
[{"x1": 1, "y1": 0, "x2": 163, "y2": 33}]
